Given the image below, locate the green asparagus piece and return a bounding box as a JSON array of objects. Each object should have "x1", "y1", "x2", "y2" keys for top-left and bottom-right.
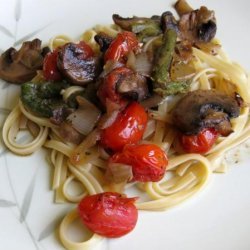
[
  {"x1": 152, "y1": 28, "x2": 189, "y2": 97},
  {"x1": 21, "y1": 81, "x2": 68, "y2": 117}
]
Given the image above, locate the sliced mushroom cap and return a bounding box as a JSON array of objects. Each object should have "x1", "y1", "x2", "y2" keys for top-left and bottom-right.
[
  {"x1": 177, "y1": 4, "x2": 217, "y2": 43},
  {"x1": 0, "y1": 39, "x2": 44, "y2": 84},
  {"x1": 117, "y1": 72, "x2": 148, "y2": 101},
  {"x1": 57, "y1": 42, "x2": 99, "y2": 86},
  {"x1": 94, "y1": 32, "x2": 113, "y2": 53},
  {"x1": 172, "y1": 89, "x2": 240, "y2": 136}
]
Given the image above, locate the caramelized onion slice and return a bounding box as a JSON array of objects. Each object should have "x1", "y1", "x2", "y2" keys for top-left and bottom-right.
[
  {"x1": 67, "y1": 96, "x2": 101, "y2": 135},
  {"x1": 106, "y1": 163, "x2": 133, "y2": 184}
]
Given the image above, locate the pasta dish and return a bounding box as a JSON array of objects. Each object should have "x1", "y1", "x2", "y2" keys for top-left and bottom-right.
[{"x1": 1, "y1": 0, "x2": 250, "y2": 249}]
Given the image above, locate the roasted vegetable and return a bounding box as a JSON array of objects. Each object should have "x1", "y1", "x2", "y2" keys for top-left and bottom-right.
[
  {"x1": 172, "y1": 89, "x2": 240, "y2": 136},
  {"x1": 57, "y1": 42, "x2": 99, "y2": 85},
  {"x1": 152, "y1": 28, "x2": 177, "y2": 85},
  {"x1": 94, "y1": 32, "x2": 114, "y2": 53},
  {"x1": 21, "y1": 81, "x2": 68, "y2": 118},
  {"x1": 176, "y1": 0, "x2": 217, "y2": 43},
  {"x1": 151, "y1": 12, "x2": 192, "y2": 97},
  {"x1": 112, "y1": 14, "x2": 161, "y2": 41},
  {"x1": 0, "y1": 39, "x2": 44, "y2": 84}
]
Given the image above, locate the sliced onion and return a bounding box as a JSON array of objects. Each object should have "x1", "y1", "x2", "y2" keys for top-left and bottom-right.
[
  {"x1": 98, "y1": 146, "x2": 110, "y2": 160},
  {"x1": 142, "y1": 36, "x2": 161, "y2": 53},
  {"x1": 143, "y1": 119, "x2": 156, "y2": 139},
  {"x1": 98, "y1": 109, "x2": 120, "y2": 129},
  {"x1": 59, "y1": 122, "x2": 84, "y2": 145},
  {"x1": 70, "y1": 129, "x2": 101, "y2": 165},
  {"x1": 134, "y1": 53, "x2": 152, "y2": 77},
  {"x1": 127, "y1": 51, "x2": 152, "y2": 77},
  {"x1": 105, "y1": 163, "x2": 133, "y2": 184},
  {"x1": 100, "y1": 60, "x2": 124, "y2": 78},
  {"x1": 126, "y1": 51, "x2": 136, "y2": 70},
  {"x1": 67, "y1": 96, "x2": 101, "y2": 135},
  {"x1": 170, "y1": 60, "x2": 196, "y2": 81}
]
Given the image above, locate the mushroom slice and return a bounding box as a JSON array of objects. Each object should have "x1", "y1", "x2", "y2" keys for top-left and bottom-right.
[
  {"x1": 172, "y1": 89, "x2": 240, "y2": 136},
  {"x1": 116, "y1": 71, "x2": 149, "y2": 102},
  {"x1": 0, "y1": 39, "x2": 44, "y2": 84},
  {"x1": 176, "y1": 1, "x2": 217, "y2": 43},
  {"x1": 94, "y1": 32, "x2": 113, "y2": 52},
  {"x1": 57, "y1": 42, "x2": 99, "y2": 85}
]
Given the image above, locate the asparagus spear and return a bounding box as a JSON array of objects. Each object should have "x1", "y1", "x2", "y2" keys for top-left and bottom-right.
[{"x1": 152, "y1": 12, "x2": 189, "y2": 97}]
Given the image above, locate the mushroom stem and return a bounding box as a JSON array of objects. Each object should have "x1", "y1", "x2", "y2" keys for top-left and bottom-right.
[{"x1": 174, "y1": 0, "x2": 193, "y2": 16}]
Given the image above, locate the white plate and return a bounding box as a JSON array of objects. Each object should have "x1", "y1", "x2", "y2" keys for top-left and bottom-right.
[{"x1": 0, "y1": 0, "x2": 250, "y2": 250}]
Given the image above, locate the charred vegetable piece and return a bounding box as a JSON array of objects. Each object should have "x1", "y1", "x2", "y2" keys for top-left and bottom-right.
[
  {"x1": 152, "y1": 28, "x2": 177, "y2": 85},
  {"x1": 21, "y1": 81, "x2": 68, "y2": 118},
  {"x1": 94, "y1": 32, "x2": 114, "y2": 52},
  {"x1": 176, "y1": 0, "x2": 217, "y2": 43},
  {"x1": 59, "y1": 121, "x2": 84, "y2": 145},
  {"x1": 98, "y1": 66, "x2": 148, "y2": 110},
  {"x1": 152, "y1": 12, "x2": 190, "y2": 97},
  {"x1": 116, "y1": 71, "x2": 148, "y2": 101},
  {"x1": 161, "y1": 11, "x2": 178, "y2": 33},
  {"x1": 112, "y1": 14, "x2": 161, "y2": 41},
  {"x1": 57, "y1": 41, "x2": 99, "y2": 85},
  {"x1": 154, "y1": 81, "x2": 189, "y2": 96},
  {"x1": 132, "y1": 21, "x2": 161, "y2": 41},
  {"x1": 172, "y1": 89, "x2": 240, "y2": 136},
  {"x1": 0, "y1": 39, "x2": 44, "y2": 84},
  {"x1": 97, "y1": 67, "x2": 130, "y2": 109},
  {"x1": 113, "y1": 14, "x2": 160, "y2": 30}
]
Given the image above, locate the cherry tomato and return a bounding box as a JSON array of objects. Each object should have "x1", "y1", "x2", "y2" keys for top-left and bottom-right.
[
  {"x1": 180, "y1": 128, "x2": 219, "y2": 154},
  {"x1": 110, "y1": 144, "x2": 168, "y2": 182},
  {"x1": 75, "y1": 41, "x2": 94, "y2": 60},
  {"x1": 43, "y1": 49, "x2": 62, "y2": 81},
  {"x1": 78, "y1": 192, "x2": 138, "y2": 238},
  {"x1": 97, "y1": 66, "x2": 131, "y2": 108},
  {"x1": 100, "y1": 102, "x2": 148, "y2": 152},
  {"x1": 104, "y1": 31, "x2": 139, "y2": 62}
]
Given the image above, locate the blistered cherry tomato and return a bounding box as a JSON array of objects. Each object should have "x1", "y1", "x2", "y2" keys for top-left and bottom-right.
[
  {"x1": 75, "y1": 41, "x2": 94, "y2": 60},
  {"x1": 97, "y1": 66, "x2": 131, "y2": 108},
  {"x1": 43, "y1": 49, "x2": 62, "y2": 81},
  {"x1": 100, "y1": 102, "x2": 148, "y2": 152},
  {"x1": 104, "y1": 31, "x2": 139, "y2": 62},
  {"x1": 180, "y1": 128, "x2": 219, "y2": 154},
  {"x1": 78, "y1": 192, "x2": 138, "y2": 238},
  {"x1": 110, "y1": 144, "x2": 168, "y2": 182}
]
